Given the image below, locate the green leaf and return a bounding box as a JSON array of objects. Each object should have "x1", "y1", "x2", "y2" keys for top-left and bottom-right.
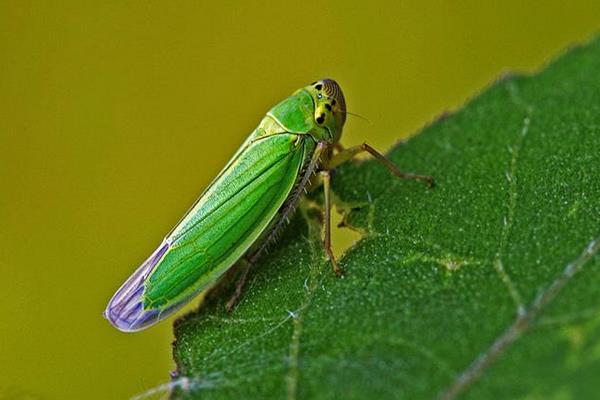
[{"x1": 171, "y1": 37, "x2": 600, "y2": 399}]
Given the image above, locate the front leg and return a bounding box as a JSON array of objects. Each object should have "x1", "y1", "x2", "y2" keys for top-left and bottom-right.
[
  {"x1": 326, "y1": 142, "x2": 434, "y2": 187},
  {"x1": 320, "y1": 169, "x2": 343, "y2": 277}
]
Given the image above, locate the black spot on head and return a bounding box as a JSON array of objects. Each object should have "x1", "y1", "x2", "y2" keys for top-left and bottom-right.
[
  {"x1": 331, "y1": 99, "x2": 336, "y2": 105},
  {"x1": 315, "y1": 84, "x2": 323, "y2": 90},
  {"x1": 325, "y1": 104, "x2": 332, "y2": 111},
  {"x1": 316, "y1": 114, "x2": 325, "y2": 124}
]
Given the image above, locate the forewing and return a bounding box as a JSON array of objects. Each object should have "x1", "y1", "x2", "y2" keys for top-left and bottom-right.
[{"x1": 104, "y1": 133, "x2": 309, "y2": 331}]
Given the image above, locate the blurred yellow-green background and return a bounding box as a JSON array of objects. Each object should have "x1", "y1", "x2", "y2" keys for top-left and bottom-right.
[{"x1": 1, "y1": 1, "x2": 598, "y2": 399}]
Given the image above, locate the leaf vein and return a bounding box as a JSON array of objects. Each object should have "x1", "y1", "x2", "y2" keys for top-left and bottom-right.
[
  {"x1": 492, "y1": 91, "x2": 532, "y2": 314},
  {"x1": 285, "y1": 208, "x2": 326, "y2": 400},
  {"x1": 438, "y1": 234, "x2": 600, "y2": 400}
]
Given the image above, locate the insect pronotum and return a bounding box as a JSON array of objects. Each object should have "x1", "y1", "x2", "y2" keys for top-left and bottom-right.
[{"x1": 104, "y1": 79, "x2": 433, "y2": 332}]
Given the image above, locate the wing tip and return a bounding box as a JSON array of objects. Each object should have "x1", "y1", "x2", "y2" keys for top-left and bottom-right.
[{"x1": 104, "y1": 241, "x2": 170, "y2": 332}]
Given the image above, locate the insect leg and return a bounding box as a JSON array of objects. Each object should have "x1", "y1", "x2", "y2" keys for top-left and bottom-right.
[
  {"x1": 320, "y1": 169, "x2": 343, "y2": 277},
  {"x1": 326, "y1": 142, "x2": 434, "y2": 187},
  {"x1": 226, "y1": 257, "x2": 252, "y2": 312},
  {"x1": 226, "y1": 141, "x2": 329, "y2": 311}
]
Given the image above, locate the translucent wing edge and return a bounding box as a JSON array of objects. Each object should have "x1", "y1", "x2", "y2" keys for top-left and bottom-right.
[{"x1": 104, "y1": 240, "x2": 170, "y2": 332}]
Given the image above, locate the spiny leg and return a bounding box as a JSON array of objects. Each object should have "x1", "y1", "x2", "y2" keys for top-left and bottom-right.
[
  {"x1": 225, "y1": 225, "x2": 287, "y2": 311},
  {"x1": 326, "y1": 142, "x2": 434, "y2": 187},
  {"x1": 320, "y1": 169, "x2": 343, "y2": 277},
  {"x1": 226, "y1": 142, "x2": 329, "y2": 311},
  {"x1": 226, "y1": 257, "x2": 252, "y2": 312}
]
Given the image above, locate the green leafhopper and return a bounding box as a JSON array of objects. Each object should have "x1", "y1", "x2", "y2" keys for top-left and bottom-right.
[{"x1": 105, "y1": 79, "x2": 432, "y2": 332}]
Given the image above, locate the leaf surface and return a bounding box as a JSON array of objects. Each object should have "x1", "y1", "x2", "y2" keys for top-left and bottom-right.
[{"x1": 171, "y1": 37, "x2": 600, "y2": 400}]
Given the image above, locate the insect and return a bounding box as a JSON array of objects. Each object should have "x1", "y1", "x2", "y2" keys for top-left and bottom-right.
[{"x1": 104, "y1": 79, "x2": 433, "y2": 332}]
